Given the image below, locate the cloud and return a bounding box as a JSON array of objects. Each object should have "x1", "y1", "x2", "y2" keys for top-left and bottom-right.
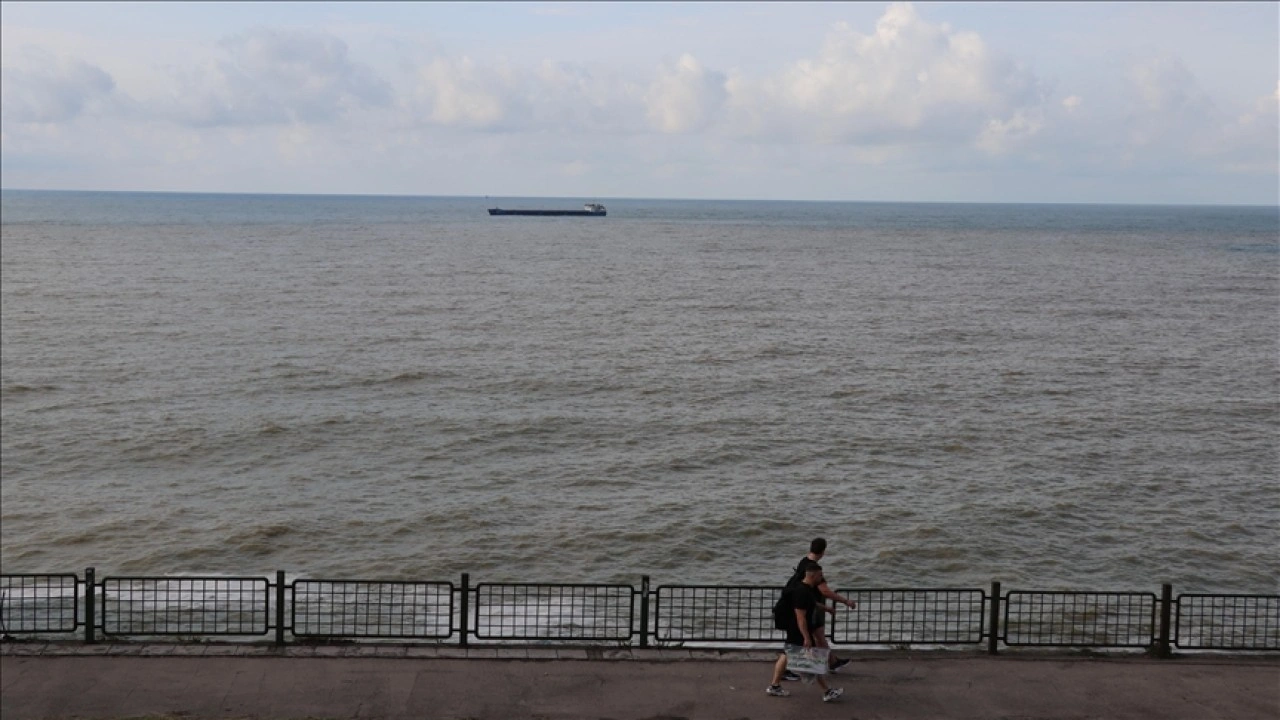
[
  {"x1": 0, "y1": 5, "x2": 1057, "y2": 152},
  {"x1": 1002, "y1": 52, "x2": 1277, "y2": 188},
  {"x1": 408, "y1": 56, "x2": 652, "y2": 134},
  {"x1": 723, "y1": 3, "x2": 1045, "y2": 146},
  {"x1": 531, "y1": 60, "x2": 647, "y2": 135},
  {"x1": 413, "y1": 55, "x2": 521, "y2": 129},
  {"x1": 1126, "y1": 55, "x2": 1214, "y2": 116},
  {"x1": 644, "y1": 54, "x2": 727, "y2": 134},
  {"x1": 1211, "y1": 82, "x2": 1279, "y2": 175},
  {"x1": 975, "y1": 108, "x2": 1045, "y2": 154},
  {"x1": 404, "y1": 2, "x2": 1048, "y2": 146},
  {"x1": 0, "y1": 50, "x2": 116, "y2": 124},
  {"x1": 162, "y1": 28, "x2": 392, "y2": 127},
  {"x1": 1112, "y1": 54, "x2": 1257, "y2": 169},
  {"x1": 1115, "y1": 55, "x2": 1226, "y2": 158}
]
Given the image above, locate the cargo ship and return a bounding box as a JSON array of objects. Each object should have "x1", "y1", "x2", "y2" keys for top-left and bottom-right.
[{"x1": 488, "y1": 203, "x2": 606, "y2": 217}]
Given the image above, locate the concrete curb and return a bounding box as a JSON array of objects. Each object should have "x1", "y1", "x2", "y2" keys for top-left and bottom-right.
[{"x1": 4, "y1": 639, "x2": 1276, "y2": 663}]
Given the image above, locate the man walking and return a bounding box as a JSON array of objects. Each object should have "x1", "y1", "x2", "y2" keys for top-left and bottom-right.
[
  {"x1": 766, "y1": 563, "x2": 844, "y2": 702},
  {"x1": 783, "y1": 537, "x2": 856, "y2": 677}
]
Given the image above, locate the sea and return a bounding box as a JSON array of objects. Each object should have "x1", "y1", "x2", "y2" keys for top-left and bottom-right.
[{"x1": 1, "y1": 190, "x2": 1277, "y2": 594}]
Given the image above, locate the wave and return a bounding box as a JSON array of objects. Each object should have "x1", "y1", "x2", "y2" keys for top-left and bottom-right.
[{"x1": 1, "y1": 383, "x2": 59, "y2": 396}]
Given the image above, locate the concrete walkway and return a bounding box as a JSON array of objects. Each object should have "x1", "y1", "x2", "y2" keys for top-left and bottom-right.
[{"x1": 2, "y1": 643, "x2": 1277, "y2": 719}]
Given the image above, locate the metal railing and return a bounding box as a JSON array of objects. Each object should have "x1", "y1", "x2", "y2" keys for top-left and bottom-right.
[
  {"x1": 100, "y1": 576, "x2": 270, "y2": 637},
  {"x1": 2, "y1": 570, "x2": 1277, "y2": 655},
  {"x1": 0, "y1": 574, "x2": 78, "y2": 634},
  {"x1": 836, "y1": 589, "x2": 986, "y2": 645},
  {"x1": 292, "y1": 579, "x2": 453, "y2": 639},
  {"x1": 654, "y1": 585, "x2": 779, "y2": 642},
  {"x1": 474, "y1": 582, "x2": 633, "y2": 642},
  {"x1": 1002, "y1": 590, "x2": 1157, "y2": 648},
  {"x1": 1175, "y1": 594, "x2": 1280, "y2": 651}
]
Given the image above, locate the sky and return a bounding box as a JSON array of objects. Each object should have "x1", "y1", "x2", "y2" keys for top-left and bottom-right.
[{"x1": 1, "y1": 1, "x2": 1277, "y2": 205}]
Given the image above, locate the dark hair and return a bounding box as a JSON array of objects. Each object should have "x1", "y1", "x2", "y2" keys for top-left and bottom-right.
[
  {"x1": 805, "y1": 563, "x2": 823, "y2": 574},
  {"x1": 809, "y1": 538, "x2": 827, "y2": 555}
]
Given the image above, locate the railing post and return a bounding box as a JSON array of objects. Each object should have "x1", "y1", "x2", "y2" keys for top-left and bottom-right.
[
  {"x1": 458, "y1": 573, "x2": 469, "y2": 648},
  {"x1": 84, "y1": 567, "x2": 96, "y2": 644},
  {"x1": 1156, "y1": 583, "x2": 1173, "y2": 658},
  {"x1": 275, "y1": 571, "x2": 286, "y2": 646},
  {"x1": 987, "y1": 581, "x2": 1000, "y2": 655},
  {"x1": 639, "y1": 575, "x2": 650, "y2": 648}
]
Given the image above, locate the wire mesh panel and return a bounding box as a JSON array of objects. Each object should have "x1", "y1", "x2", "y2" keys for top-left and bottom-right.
[
  {"x1": 474, "y1": 583, "x2": 633, "y2": 641},
  {"x1": 654, "y1": 585, "x2": 782, "y2": 642},
  {"x1": 0, "y1": 575, "x2": 79, "y2": 633},
  {"x1": 292, "y1": 580, "x2": 453, "y2": 639},
  {"x1": 831, "y1": 588, "x2": 985, "y2": 645},
  {"x1": 1175, "y1": 594, "x2": 1280, "y2": 651},
  {"x1": 101, "y1": 576, "x2": 269, "y2": 636},
  {"x1": 1004, "y1": 591, "x2": 1156, "y2": 647}
]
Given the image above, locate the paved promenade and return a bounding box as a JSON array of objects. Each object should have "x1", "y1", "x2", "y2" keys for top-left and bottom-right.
[{"x1": 2, "y1": 643, "x2": 1277, "y2": 720}]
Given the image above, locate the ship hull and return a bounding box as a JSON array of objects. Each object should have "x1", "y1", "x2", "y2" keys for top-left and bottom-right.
[{"x1": 488, "y1": 208, "x2": 606, "y2": 217}]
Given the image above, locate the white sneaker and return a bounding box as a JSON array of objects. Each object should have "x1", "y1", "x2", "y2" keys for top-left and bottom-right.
[
  {"x1": 822, "y1": 687, "x2": 844, "y2": 702},
  {"x1": 766, "y1": 684, "x2": 790, "y2": 697}
]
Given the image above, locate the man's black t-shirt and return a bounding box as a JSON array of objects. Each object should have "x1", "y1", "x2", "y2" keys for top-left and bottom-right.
[{"x1": 787, "y1": 556, "x2": 826, "y2": 628}]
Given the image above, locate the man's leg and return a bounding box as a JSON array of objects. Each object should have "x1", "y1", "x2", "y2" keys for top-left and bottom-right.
[
  {"x1": 771, "y1": 652, "x2": 788, "y2": 685},
  {"x1": 766, "y1": 652, "x2": 791, "y2": 696}
]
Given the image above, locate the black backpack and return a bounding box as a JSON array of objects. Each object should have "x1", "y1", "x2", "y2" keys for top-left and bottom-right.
[{"x1": 772, "y1": 589, "x2": 790, "y2": 630}]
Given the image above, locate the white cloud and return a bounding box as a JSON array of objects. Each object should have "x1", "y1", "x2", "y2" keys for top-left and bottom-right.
[
  {"x1": 414, "y1": 56, "x2": 514, "y2": 128},
  {"x1": 644, "y1": 54, "x2": 727, "y2": 134},
  {"x1": 1211, "y1": 82, "x2": 1280, "y2": 175},
  {"x1": 1115, "y1": 55, "x2": 1224, "y2": 163},
  {"x1": 975, "y1": 108, "x2": 1044, "y2": 154},
  {"x1": 395, "y1": 3, "x2": 1050, "y2": 147},
  {"x1": 1126, "y1": 55, "x2": 1213, "y2": 115},
  {"x1": 531, "y1": 60, "x2": 647, "y2": 135},
  {"x1": 157, "y1": 28, "x2": 392, "y2": 128},
  {"x1": 722, "y1": 3, "x2": 1044, "y2": 146},
  {"x1": 408, "y1": 56, "x2": 652, "y2": 135}
]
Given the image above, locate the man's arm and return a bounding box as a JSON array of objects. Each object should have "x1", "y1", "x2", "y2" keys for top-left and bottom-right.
[{"x1": 818, "y1": 580, "x2": 857, "y2": 609}]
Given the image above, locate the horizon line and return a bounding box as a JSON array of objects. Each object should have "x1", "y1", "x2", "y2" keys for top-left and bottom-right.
[{"x1": 2, "y1": 187, "x2": 1276, "y2": 209}]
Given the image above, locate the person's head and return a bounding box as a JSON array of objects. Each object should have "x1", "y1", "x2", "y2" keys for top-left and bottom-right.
[
  {"x1": 803, "y1": 563, "x2": 823, "y2": 586},
  {"x1": 809, "y1": 537, "x2": 827, "y2": 557}
]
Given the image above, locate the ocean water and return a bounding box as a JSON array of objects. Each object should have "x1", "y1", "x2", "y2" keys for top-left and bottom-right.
[{"x1": 1, "y1": 190, "x2": 1277, "y2": 593}]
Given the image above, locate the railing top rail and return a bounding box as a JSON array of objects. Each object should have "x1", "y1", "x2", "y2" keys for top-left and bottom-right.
[
  {"x1": 1006, "y1": 589, "x2": 1158, "y2": 597},
  {"x1": 1177, "y1": 593, "x2": 1280, "y2": 599},
  {"x1": 474, "y1": 582, "x2": 634, "y2": 590},
  {"x1": 656, "y1": 584, "x2": 779, "y2": 589},
  {"x1": 293, "y1": 578, "x2": 453, "y2": 586},
  {"x1": 835, "y1": 587, "x2": 988, "y2": 593},
  {"x1": 100, "y1": 575, "x2": 270, "y2": 582}
]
